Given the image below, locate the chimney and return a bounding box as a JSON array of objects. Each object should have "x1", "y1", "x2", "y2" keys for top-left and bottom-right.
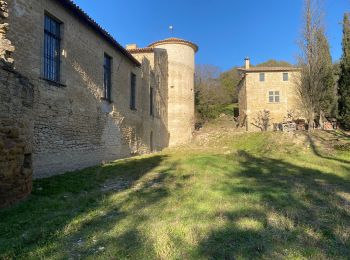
[
  {"x1": 126, "y1": 44, "x2": 138, "y2": 50},
  {"x1": 245, "y1": 57, "x2": 250, "y2": 69}
]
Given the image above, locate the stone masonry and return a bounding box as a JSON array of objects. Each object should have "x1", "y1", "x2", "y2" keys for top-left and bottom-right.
[
  {"x1": 0, "y1": 0, "x2": 14, "y2": 66},
  {"x1": 238, "y1": 58, "x2": 302, "y2": 131},
  {"x1": 0, "y1": 0, "x2": 197, "y2": 207},
  {"x1": 0, "y1": 0, "x2": 33, "y2": 207}
]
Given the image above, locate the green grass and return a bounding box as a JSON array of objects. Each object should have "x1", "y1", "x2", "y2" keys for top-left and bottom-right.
[
  {"x1": 1, "y1": 130, "x2": 350, "y2": 259},
  {"x1": 218, "y1": 103, "x2": 238, "y2": 116}
]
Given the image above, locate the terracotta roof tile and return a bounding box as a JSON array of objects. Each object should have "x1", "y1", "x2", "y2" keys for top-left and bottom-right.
[
  {"x1": 238, "y1": 67, "x2": 301, "y2": 72},
  {"x1": 127, "y1": 47, "x2": 155, "y2": 53},
  {"x1": 57, "y1": 0, "x2": 141, "y2": 67},
  {"x1": 148, "y1": 38, "x2": 199, "y2": 52}
]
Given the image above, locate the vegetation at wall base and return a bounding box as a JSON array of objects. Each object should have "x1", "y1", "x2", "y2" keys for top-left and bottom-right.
[{"x1": 1, "y1": 126, "x2": 349, "y2": 259}]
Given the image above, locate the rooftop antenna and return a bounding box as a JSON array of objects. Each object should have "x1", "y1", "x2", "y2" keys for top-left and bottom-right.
[{"x1": 169, "y1": 25, "x2": 174, "y2": 36}]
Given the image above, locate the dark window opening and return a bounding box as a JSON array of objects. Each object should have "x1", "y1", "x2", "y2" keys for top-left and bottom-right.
[
  {"x1": 130, "y1": 73, "x2": 137, "y2": 110},
  {"x1": 283, "y1": 72, "x2": 289, "y2": 81},
  {"x1": 259, "y1": 73, "x2": 265, "y2": 82},
  {"x1": 44, "y1": 14, "x2": 61, "y2": 83},
  {"x1": 150, "y1": 131, "x2": 154, "y2": 152},
  {"x1": 103, "y1": 54, "x2": 112, "y2": 101},
  {"x1": 23, "y1": 154, "x2": 32, "y2": 169},
  {"x1": 150, "y1": 87, "x2": 154, "y2": 116}
]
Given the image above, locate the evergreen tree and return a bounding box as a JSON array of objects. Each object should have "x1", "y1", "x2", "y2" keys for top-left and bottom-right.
[
  {"x1": 297, "y1": 0, "x2": 335, "y2": 130},
  {"x1": 315, "y1": 29, "x2": 336, "y2": 123},
  {"x1": 338, "y1": 14, "x2": 350, "y2": 130}
]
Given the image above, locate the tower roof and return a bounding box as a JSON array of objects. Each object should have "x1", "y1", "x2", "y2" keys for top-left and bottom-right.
[{"x1": 148, "y1": 38, "x2": 199, "y2": 53}]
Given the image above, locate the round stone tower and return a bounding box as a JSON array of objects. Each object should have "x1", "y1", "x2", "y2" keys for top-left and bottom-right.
[{"x1": 148, "y1": 38, "x2": 198, "y2": 146}]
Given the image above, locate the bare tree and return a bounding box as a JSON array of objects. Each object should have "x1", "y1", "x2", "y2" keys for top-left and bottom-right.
[
  {"x1": 252, "y1": 110, "x2": 272, "y2": 132},
  {"x1": 296, "y1": 0, "x2": 334, "y2": 131},
  {"x1": 195, "y1": 64, "x2": 232, "y2": 123}
]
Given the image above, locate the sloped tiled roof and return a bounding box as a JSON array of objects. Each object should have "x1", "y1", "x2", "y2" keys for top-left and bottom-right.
[
  {"x1": 127, "y1": 47, "x2": 155, "y2": 54},
  {"x1": 57, "y1": 0, "x2": 141, "y2": 67},
  {"x1": 148, "y1": 38, "x2": 199, "y2": 52},
  {"x1": 238, "y1": 67, "x2": 301, "y2": 73}
]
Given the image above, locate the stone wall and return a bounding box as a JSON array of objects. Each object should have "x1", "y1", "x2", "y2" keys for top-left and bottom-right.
[
  {"x1": 239, "y1": 70, "x2": 302, "y2": 131},
  {"x1": 148, "y1": 42, "x2": 196, "y2": 146},
  {"x1": 0, "y1": 117, "x2": 33, "y2": 208},
  {"x1": 0, "y1": 0, "x2": 14, "y2": 66},
  {"x1": 0, "y1": 0, "x2": 33, "y2": 208},
  {"x1": 3, "y1": 0, "x2": 169, "y2": 179},
  {"x1": 129, "y1": 49, "x2": 169, "y2": 150},
  {"x1": 0, "y1": 73, "x2": 34, "y2": 207}
]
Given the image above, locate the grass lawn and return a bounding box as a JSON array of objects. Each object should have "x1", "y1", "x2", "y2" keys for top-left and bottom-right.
[{"x1": 1, "y1": 129, "x2": 350, "y2": 259}]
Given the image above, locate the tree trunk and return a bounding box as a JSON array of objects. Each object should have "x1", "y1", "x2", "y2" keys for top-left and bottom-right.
[
  {"x1": 319, "y1": 110, "x2": 324, "y2": 129},
  {"x1": 308, "y1": 111, "x2": 315, "y2": 132}
]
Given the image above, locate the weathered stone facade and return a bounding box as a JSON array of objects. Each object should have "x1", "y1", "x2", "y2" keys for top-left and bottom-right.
[
  {"x1": 128, "y1": 38, "x2": 198, "y2": 146},
  {"x1": 0, "y1": 0, "x2": 33, "y2": 207},
  {"x1": 0, "y1": 68, "x2": 34, "y2": 208},
  {"x1": 0, "y1": 0, "x2": 197, "y2": 207},
  {"x1": 0, "y1": 0, "x2": 14, "y2": 66},
  {"x1": 238, "y1": 58, "x2": 302, "y2": 131}
]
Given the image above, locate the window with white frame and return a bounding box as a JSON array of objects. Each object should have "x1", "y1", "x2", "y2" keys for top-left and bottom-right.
[{"x1": 269, "y1": 91, "x2": 280, "y2": 103}]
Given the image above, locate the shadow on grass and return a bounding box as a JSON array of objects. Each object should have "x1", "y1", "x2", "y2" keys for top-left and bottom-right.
[
  {"x1": 199, "y1": 150, "x2": 350, "y2": 259},
  {"x1": 306, "y1": 133, "x2": 350, "y2": 164},
  {"x1": 0, "y1": 154, "x2": 175, "y2": 259},
  {"x1": 328, "y1": 130, "x2": 350, "y2": 139}
]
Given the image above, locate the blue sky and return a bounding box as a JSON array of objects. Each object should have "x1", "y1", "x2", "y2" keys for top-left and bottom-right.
[{"x1": 74, "y1": 0, "x2": 348, "y2": 71}]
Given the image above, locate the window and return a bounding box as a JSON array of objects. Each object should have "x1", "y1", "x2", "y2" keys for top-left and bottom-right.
[
  {"x1": 269, "y1": 91, "x2": 280, "y2": 103},
  {"x1": 150, "y1": 131, "x2": 154, "y2": 152},
  {"x1": 259, "y1": 73, "x2": 265, "y2": 82},
  {"x1": 275, "y1": 91, "x2": 280, "y2": 102},
  {"x1": 283, "y1": 72, "x2": 289, "y2": 81},
  {"x1": 130, "y1": 73, "x2": 137, "y2": 110},
  {"x1": 150, "y1": 87, "x2": 154, "y2": 116},
  {"x1": 103, "y1": 54, "x2": 112, "y2": 101},
  {"x1": 44, "y1": 14, "x2": 61, "y2": 82}
]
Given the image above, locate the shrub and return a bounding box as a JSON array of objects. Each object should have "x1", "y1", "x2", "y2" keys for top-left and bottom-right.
[
  {"x1": 196, "y1": 103, "x2": 235, "y2": 124},
  {"x1": 340, "y1": 114, "x2": 350, "y2": 131}
]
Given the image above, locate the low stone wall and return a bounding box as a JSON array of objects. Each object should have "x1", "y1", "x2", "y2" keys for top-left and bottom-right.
[
  {"x1": 0, "y1": 0, "x2": 32, "y2": 208},
  {"x1": 0, "y1": 118, "x2": 32, "y2": 208},
  {"x1": 0, "y1": 66, "x2": 34, "y2": 208}
]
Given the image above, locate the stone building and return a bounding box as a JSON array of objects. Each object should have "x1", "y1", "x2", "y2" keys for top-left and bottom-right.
[
  {"x1": 128, "y1": 38, "x2": 198, "y2": 146},
  {"x1": 0, "y1": 0, "x2": 197, "y2": 207},
  {"x1": 238, "y1": 58, "x2": 302, "y2": 131}
]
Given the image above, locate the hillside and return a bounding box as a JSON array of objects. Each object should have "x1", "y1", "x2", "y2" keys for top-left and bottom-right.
[{"x1": 1, "y1": 121, "x2": 350, "y2": 259}]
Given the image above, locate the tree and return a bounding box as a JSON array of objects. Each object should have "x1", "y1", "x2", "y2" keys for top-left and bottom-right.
[
  {"x1": 195, "y1": 65, "x2": 227, "y2": 123},
  {"x1": 338, "y1": 13, "x2": 350, "y2": 130},
  {"x1": 256, "y1": 59, "x2": 293, "y2": 68},
  {"x1": 315, "y1": 28, "x2": 336, "y2": 124},
  {"x1": 296, "y1": 0, "x2": 335, "y2": 130},
  {"x1": 219, "y1": 67, "x2": 241, "y2": 103},
  {"x1": 195, "y1": 64, "x2": 224, "y2": 106}
]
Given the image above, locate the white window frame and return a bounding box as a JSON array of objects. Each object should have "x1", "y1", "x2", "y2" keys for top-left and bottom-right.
[{"x1": 269, "y1": 91, "x2": 280, "y2": 103}]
